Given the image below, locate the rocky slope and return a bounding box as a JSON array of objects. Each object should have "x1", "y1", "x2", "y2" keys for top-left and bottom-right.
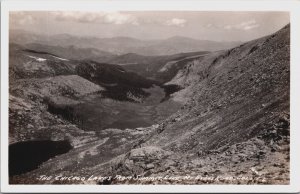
[
  {"x1": 9, "y1": 75, "x2": 103, "y2": 144},
  {"x1": 9, "y1": 24, "x2": 290, "y2": 185},
  {"x1": 9, "y1": 44, "x2": 76, "y2": 80},
  {"x1": 110, "y1": 24, "x2": 290, "y2": 184},
  {"x1": 9, "y1": 46, "x2": 111, "y2": 147},
  {"x1": 149, "y1": 24, "x2": 290, "y2": 150}
]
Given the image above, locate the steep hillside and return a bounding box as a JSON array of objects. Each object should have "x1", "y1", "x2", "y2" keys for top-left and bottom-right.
[
  {"x1": 145, "y1": 24, "x2": 290, "y2": 151},
  {"x1": 111, "y1": 24, "x2": 290, "y2": 183},
  {"x1": 76, "y1": 61, "x2": 158, "y2": 102}
]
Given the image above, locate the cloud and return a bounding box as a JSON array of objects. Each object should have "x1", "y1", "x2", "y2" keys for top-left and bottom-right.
[
  {"x1": 165, "y1": 18, "x2": 187, "y2": 27},
  {"x1": 53, "y1": 11, "x2": 139, "y2": 25},
  {"x1": 10, "y1": 12, "x2": 37, "y2": 26},
  {"x1": 104, "y1": 12, "x2": 138, "y2": 25},
  {"x1": 224, "y1": 19, "x2": 260, "y2": 31},
  {"x1": 205, "y1": 23, "x2": 213, "y2": 28}
]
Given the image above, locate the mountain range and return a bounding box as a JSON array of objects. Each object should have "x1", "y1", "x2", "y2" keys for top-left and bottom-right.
[{"x1": 10, "y1": 29, "x2": 241, "y2": 56}]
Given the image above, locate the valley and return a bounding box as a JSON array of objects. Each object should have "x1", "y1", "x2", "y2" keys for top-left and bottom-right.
[{"x1": 71, "y1": 85, "x2": 181, "y2": 132}]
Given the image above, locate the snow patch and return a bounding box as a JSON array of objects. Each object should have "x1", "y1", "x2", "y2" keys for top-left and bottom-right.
[
  {"x1": 159, "y1": 61, "x2": 177, "y2": 72},
  {"x1": 52, "y1": 56, "x2": 69, "y2": 61},
  {"x1": 26, "y1": 55, "x2": 47, "y2": 62}
]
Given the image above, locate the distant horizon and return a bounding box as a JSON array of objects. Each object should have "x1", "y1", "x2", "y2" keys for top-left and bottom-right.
[
  {"x1": 12, "y1": 26, "x2": 290, "y2": 44},
  {"x1": 10, "y1": 11, "x2": 289, "y2": 42}
]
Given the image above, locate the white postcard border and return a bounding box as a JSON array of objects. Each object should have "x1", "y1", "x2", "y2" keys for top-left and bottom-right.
[{"x1": 1, "y1": 0, "x2": 300, "y2": 193}]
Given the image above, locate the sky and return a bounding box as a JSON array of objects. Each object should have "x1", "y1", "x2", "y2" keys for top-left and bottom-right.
[{"x1": 10, "y1": 11, "x2": 289, "y2": 42}]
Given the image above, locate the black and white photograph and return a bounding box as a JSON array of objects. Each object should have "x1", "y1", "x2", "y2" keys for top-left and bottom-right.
[{"x1": 1, "y1": 0, "x2": 300, "y2": 192}]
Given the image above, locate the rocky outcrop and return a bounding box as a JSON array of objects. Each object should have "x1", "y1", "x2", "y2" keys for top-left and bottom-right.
[
  {"x1": 110, "y1": 146, "x2": 172, "y2": 176},
  {"x1": 110, "y1": 114, "x2": 289, "y2": 184},
  {"x1": 9, "y1": 74, "x2": 104, "y2": 145}
]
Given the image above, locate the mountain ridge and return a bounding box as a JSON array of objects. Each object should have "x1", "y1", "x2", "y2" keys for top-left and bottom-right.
[{"x1": 10, "y1": 29, "x2": 242, "y2": 56}]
